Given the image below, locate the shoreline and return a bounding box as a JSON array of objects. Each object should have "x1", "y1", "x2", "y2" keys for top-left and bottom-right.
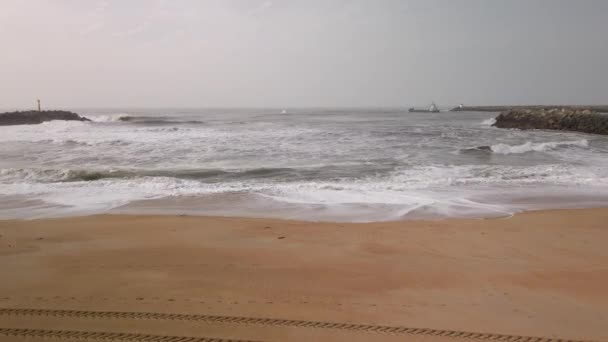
[
  {"x1": 1, "y1": 205, "x2": 604, "y2": 224},
  {"x1": 4, "y1": 185, "x2": 608, "y2": 222},
  {"x1": 3, "y1": 205, "x2": 605, "y2": 224},
  {"x1": 1, "y1": 207, "x2": 607, "y2": 341}
]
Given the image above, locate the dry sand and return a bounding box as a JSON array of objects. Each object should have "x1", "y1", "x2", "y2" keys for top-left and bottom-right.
[{"x1": 0, "y1": 208, "x2": 607, "y2": 341}]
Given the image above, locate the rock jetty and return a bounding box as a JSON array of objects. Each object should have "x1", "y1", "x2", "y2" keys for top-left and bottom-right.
[
  {"x1": 451, "y1": 105, "x2": 608, "y2": 112},
  {"x1": 493, "y1": 108, "x2": 608, "y2": 135},
  {"x1": 0, "y1": 110, "x2": 91, "y2": 126}
]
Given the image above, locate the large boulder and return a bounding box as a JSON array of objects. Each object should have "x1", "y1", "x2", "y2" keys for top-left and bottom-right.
[
  {"x1": 492, "y1": 108, "x2": 608, "y2": 135},
  {"x1": 0, "y1": 110, "x2": 91, "y2": 126}
]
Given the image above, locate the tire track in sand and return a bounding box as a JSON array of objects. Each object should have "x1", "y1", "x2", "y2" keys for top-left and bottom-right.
[
  {"x1": 0, "y1": 327, "x2": 258, "y2": 341},
  {"x1": 0, "y1": 307, "x2": 593, "y2": 341}
]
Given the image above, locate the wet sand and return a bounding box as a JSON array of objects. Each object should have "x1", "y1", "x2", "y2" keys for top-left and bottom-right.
[{"x1": 0, "y1": 209, "x2": 607, "y2": 341}]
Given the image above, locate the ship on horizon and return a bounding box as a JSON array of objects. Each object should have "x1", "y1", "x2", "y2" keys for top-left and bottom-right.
[{"x1": 409, "y1": 102, "x2": 440, "y2": 113}]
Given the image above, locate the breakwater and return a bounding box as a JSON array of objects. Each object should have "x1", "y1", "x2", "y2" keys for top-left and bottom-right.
[
  {"x1": 0, "y1": 110, "x2": 90, "y2": 126},
  {"x1": 493, "y1": 108, "x2": 608, "y2": 135},
  {"x1": 451, "y1": 105, "x2": 608, "y2": 112}
]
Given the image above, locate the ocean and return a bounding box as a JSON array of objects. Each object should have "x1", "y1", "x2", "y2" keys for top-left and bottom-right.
[{"x1": 1, "y1": 108, "x2": 608, "y2": 221}]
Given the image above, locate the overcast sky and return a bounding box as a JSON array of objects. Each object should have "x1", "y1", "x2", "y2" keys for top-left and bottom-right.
[{"x1": 1, "y1": 0, "x2": 607, "y2": 108}]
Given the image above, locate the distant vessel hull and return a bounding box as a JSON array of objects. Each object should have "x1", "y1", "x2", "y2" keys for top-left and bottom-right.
[
  {"x1": 408, "y1": 108, "x2": 440, "y2": 113},
  {"x1": 409, "y1": 102, "x2": 440, "y2": 113}
]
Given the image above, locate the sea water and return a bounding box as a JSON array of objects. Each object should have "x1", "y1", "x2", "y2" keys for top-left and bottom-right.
[{"x1": 1, "y1": 108, "x2": 607, "y2": 221}]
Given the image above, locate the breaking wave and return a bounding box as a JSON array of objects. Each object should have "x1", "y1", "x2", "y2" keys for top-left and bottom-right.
[
  {"x1": 89, "y1": 113, "x2": 130, "y2": 122},
  {"x1": 2, "y1": 162, "x2": 605, "y2": 187},
  {"x1": 2, "y1": 162, "x2": 608, "y2": 221},
  {"x1": 481, "y1": 118, "x2": 497, "y2": 126},
  {"x1": 462, "y1": 140, "x2": 589, "y2": 155},
  {"x1": 117, "y1": 116, "x2": 205, "y2": 125},
  {"x1": 0, "y1": 165, "x2": 397, "y2": 184},
  {"x1": 490, "y1": 139, "x2": 589, "y2": 154},
  {"x1": 89, "y1": 114, "x2": 204, "y2": 125}
]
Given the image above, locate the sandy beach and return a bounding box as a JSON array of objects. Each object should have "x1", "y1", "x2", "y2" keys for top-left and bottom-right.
[
  {"x1": 4, "y1": 0, "x2": 608, "y2": 340},
  {"x1": 0, "y1": 208, "x2": 606, "y2": 341}
]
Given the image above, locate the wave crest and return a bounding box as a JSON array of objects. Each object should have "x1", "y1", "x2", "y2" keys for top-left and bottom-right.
[
  {"x1": 0, "y1": 166, "x2": 361, "y2": 184},
  {"x1": 490, "y1": 139, "x2": 589, "y2": 154},
  {"x1": 89, "y1": 114, "x2": 130, "y2": 122},
  {"x1": 118, "y1": 116, "x2": 204, "y2": 125}
]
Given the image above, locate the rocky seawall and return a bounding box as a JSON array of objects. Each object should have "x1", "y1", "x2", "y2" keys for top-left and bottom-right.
[
  {"x1": 0, "y1": 110, "x2": 90, "y2": 126},
  {"x1": 451, "y1": 105, "x2": 608, "y2": 112},
  {"x1": 493, "y1": 108, "x2": 608, "y2": 135}
]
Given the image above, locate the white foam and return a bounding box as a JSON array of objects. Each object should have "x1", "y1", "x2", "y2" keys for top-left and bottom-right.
[
  {"x1": 490, "y1": 139, "x2": 589, "y2": 154},
  {"x1": 88, "y1": 113, "x2": 130, "y2": 122},
  {"x1": 3, "y1": 162, "x2": 608, "y2": 220},
  {"x1": 481, "y1": 118, "x2": 497, "y2": 125}
]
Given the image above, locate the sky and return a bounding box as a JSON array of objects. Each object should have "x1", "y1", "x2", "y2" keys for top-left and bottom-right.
[{"x1": 1, "y1": 0, "x2": 607, "y2": 108}]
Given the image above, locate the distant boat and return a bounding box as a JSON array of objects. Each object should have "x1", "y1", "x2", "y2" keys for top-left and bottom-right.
[
  {"x1": 281, "y1": 109, "x2": 287, "y2": 114},
  {"x1": 408, "y1": 102, "x2": 441, "y2": 113}
]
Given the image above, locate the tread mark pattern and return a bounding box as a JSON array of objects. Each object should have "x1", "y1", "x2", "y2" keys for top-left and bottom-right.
[
  {"x1": 0, "y1": 308, "x2": 594, "y2": 342},
  {"x1": 0, "y1": 327, "x2": 258, "y2": 342}
]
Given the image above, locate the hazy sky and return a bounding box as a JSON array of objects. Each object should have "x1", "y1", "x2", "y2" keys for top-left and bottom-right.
[{"x1": 1, "y1": 0, "x2": 607, "y2": 108}]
